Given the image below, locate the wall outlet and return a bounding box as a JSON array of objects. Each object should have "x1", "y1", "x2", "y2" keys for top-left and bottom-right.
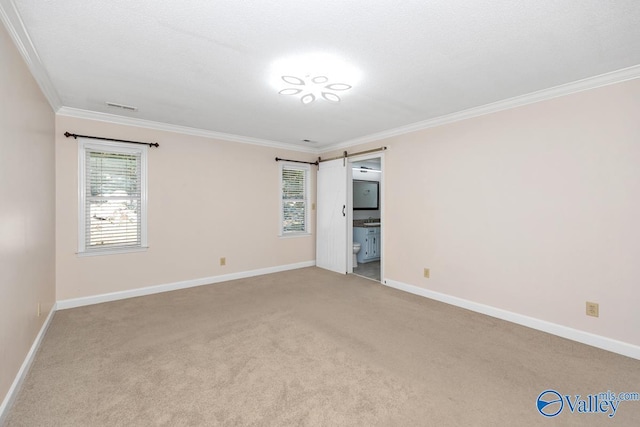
[
  {"x1": 37, "y1": 302, "x2": 41, "y2": 317},
  {"x1": 423, "y1": 268, "x2": 430, "y2": 278},
  {"x1": 586, "y1": 301, "x2": 599, "y2": 317},
  {"x1": 220, "y1": 257, "x2": 226, "y2": 266}
]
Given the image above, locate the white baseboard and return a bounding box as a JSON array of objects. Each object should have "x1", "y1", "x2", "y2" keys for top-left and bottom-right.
[
  {"x1": 57, "y1": 261, "x2": 316, "y2": 310},
  {"x1": 383, "y1": 278, "x2": 640, "y2": 360},
  {"x1": 0, "y1": 304, "x2": 57, "y2": 424}
]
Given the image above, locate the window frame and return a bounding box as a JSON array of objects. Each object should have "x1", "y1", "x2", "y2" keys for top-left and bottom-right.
[
  {"x1": 279, "y1": 162, "x2": 310, "y2": 237},
  {"x1": 78, "y1": 139, "x2": 148, "y2": 256}
]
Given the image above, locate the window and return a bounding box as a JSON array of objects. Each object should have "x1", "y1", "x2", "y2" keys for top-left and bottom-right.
[
  {"x1": 280, "y1": 163, "x2": 309, "y2": 235},
  {"x1": 78, "y1": 140, "x2": 147, "y2": 254}
]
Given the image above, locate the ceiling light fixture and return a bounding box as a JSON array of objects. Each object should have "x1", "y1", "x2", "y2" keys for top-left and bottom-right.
[
  {"x1": 270, "y1": 53, "x2": 361, "y2": 105},
  {"x1": 278, "y1": 74, "x2": 352, "y2": 105}
]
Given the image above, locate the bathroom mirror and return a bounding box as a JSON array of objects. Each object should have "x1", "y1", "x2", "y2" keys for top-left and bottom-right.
[{"x1": 353, "y1": 180, "x2": 379, "y2": 210}]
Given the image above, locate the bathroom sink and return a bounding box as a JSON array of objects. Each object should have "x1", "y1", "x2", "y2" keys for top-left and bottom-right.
[{"x1": 364, "y1": 222, "x2": 381, "y2": 226}]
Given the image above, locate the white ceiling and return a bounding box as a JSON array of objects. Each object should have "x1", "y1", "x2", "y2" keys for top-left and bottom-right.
[{"x1": 3, "y1": 0, "x2": 640, "y2": 151}]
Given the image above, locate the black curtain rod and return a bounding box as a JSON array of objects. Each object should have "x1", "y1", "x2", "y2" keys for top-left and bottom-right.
[
  {"x1": 275, "y1": 157, "x2": 319, "y2": 166},
  {"x1": 64, "y1": 132, "x2": 159, "y2": 148}
]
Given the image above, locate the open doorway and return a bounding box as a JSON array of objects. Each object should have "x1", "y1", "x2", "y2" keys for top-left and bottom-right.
[{"x1": 349, "y1": 156, "x2": 383, "y2": 282}]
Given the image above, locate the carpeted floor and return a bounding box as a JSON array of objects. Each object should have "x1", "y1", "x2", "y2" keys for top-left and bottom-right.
[{"x1": 5, "y1": 267, "x2": 640, "y2": 426}]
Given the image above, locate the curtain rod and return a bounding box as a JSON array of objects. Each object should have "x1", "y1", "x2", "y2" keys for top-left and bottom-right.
[
  {"x1": 317, "y1": 146, "x2": 387, "y2": 163},
  {"x1": 275, "y1": 157, "x2": 319, "y2": 166},
  {"x1": 64, "y1": 132, "x2": 160, "y2": 148}
]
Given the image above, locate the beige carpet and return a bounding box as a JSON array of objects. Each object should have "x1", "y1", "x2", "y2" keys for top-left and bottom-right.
[{"x1": 5, "y1": 267, "x2": 640, "y2": 426}]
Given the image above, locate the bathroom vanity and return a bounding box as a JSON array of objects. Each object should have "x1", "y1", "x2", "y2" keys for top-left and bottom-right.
[{"x1": 354, "y1": 226, "x2": 381, "y2": 263}]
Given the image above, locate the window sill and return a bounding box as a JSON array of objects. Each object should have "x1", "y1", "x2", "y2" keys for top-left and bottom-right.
[
  {"x1": 77, "y1": 246, "x2": 149, "y2": 257},
  {"x1": 279, "y1": 232, "x2": 311, "y2": 239}
]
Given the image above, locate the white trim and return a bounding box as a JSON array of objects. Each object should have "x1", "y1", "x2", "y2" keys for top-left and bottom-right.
[
  {"x1": 57, "y1": 107, "x2": 318, "y2": 153},
  {"x1": 76, "y1": 246, "x2": 148, "y2": 257},
  {"x1": 0, "y1": 0, "x2": 62, "y2": 111},
  {"x1": 57, "y1": 67, "x2": 640, "y2": 155},
  {"x1": 57, "y1": 261, "x2": 316, "y2": 310},
  {"x1": 383, "y1": 278, "x2": 640, "y2": 361},
  {"x1": 0, "y1": 304, "x2": 57, "y2": 424},
  {"x1": 278, "y1": 233, "x2": 312, "y2": 239},
  {"x1": 322, "y1": 65, "x2": 640, "y2": 152}
]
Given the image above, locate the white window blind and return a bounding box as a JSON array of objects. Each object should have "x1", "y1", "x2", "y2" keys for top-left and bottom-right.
[
  {"x1": 281, "y1": 164, "x2": 309, "y2": 234},
  {"x1": 79, "y1": 141, "x2": 147, "y2": 254}
]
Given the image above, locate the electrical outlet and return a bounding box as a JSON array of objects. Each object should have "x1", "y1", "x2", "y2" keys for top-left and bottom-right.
[
  {"x1": 586, "y1": 301, "x2": 599, "y2": 317},
  {"x1": 220, "y1": 257, "x2": 226, "y2": 266},
  {"x1": 423, "y1": 268, "x2": 430, "y2": 278}
]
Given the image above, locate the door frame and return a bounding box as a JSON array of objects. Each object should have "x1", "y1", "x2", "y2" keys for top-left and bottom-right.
[{"x1": 347, "y1": 152, "x2": 385, "y2": 282}]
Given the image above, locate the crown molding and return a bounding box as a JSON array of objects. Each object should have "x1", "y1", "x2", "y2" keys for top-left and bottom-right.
[
  {"x1": 58, "y1": 59, "x2": 640, "y2": 155},
  {"x1": 0, "y1": 0, "x2": 61, "y2": 110},
  {"x1": 323, "y1": 64, "x2": 640, "y2": 153},
  {"x1": 56, "y1": 107, "x2": 319, "y2": 153}
]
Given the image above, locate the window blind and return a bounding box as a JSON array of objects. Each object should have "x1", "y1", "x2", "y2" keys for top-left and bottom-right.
[
  {"x1": 85, "y1": 149, "x2": 142, "y2": 249},
  {"x1": 282, "y1": 166, "x2": 307, "y2": 233}
]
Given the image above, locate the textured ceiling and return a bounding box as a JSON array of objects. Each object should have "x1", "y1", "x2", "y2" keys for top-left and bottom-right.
[{"x1": 4, "y1": 0, "x2": 640, "y2": 149}]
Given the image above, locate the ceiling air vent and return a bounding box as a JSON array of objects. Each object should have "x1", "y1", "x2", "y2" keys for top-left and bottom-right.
[{"x1": 105, "y1": 102, "x2": 138, "y2": 112}]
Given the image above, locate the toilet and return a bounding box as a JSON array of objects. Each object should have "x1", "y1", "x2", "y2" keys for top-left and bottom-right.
[{"x1": 353, "y1": 242, "x2": 361, "y2": 268}]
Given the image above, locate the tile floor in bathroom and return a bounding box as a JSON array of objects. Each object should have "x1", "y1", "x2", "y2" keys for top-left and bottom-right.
[{"x1": 353, "y1": 260, "x2": 380, "y2": 282}]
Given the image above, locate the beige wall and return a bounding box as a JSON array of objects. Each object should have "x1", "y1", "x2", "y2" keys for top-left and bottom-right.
[
  {"x1": 324, "y1": 78, "x2": 640, "y2": 347},
  {"x1": 55, "y1": 116, "x2": 316, "y2": 301},
  {"x1": 3, "y1": 17, "x2": 638, "y2": 412},
  {"x1": 0, "y1": 24, "x2": 55, "y2": 406}
]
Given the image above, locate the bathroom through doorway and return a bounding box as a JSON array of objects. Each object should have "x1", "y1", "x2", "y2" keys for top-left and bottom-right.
[{"x1": 349, "y1": 155, "x2": 383, "y2": 282}]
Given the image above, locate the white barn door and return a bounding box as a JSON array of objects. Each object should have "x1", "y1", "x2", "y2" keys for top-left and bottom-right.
[{"x1": 316, "y1": 158, "x2": 348, "y2": 274}]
